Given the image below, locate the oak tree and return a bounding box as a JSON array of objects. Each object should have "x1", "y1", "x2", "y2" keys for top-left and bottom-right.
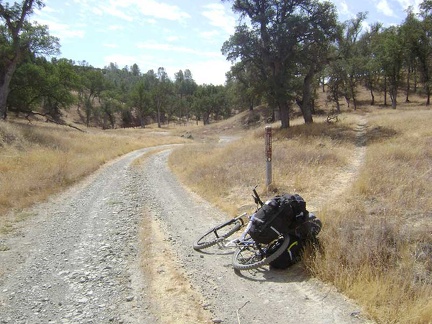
[{"x1": 0, "y1": 0, "x2": 59, "y2": 119}]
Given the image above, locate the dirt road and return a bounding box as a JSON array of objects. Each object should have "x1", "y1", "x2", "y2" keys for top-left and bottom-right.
[{"x1": 0, "y1": 138, "x2": 372, "y2": 323}]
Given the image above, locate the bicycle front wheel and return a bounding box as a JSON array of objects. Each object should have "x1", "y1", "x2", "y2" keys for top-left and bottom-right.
[
  {"x1": 193, "y1": 218, "x2": 243, "y2": 251},
  {"x1": 232, "y1": 235, "x2": 291, "y2": 271}
]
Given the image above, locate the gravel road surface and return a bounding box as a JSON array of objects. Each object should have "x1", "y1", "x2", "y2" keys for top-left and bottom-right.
[{"x1": 0, "y1": 144, "x2": 373, "y2": 323}]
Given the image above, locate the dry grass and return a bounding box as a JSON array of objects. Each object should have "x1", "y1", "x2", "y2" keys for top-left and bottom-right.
[
  {"x1": 139, "y1": 209, "x2": 212, "y2": 323},
  {"x1": 169, "y1": 107, "x2": 432, "y2": 324},
  {"x1": 169, "y1": 114, "x2": 358, "y2": 213},
  {"x1": 0, "y1": 120, "x2": 187, "y2": 230},
  {"x1": 309, "y1": 109, "x2": 432, "y2": 324}
]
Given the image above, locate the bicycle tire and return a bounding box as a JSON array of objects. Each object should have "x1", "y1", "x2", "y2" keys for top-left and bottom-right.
[
  {"x1": 231, "y1": 235, "x2": 291, "y2": 271},
  {"x1": 193, "y1": 218, "x2": 243, "y2": 251}
]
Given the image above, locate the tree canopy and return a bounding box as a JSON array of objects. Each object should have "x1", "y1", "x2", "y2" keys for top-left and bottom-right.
[
  {"x1": 0, "y1": 0, "x2": 59, "y2": 119},
  {"x1": 2, "y1": 0, "x2": 432, "y2": 129},
  {"x1": 222, "y1": 0, "x2": 340, "y2": 128}
]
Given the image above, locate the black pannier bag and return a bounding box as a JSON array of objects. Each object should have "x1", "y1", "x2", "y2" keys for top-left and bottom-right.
[
  {"x1": 266, "y1": 236, "x2": 303, "y2": 269},
  {"x1": 267, "y1": 213, "x2": 323, "y2": 269},
  {"x1": 249, "y1": 194, "x2": 303, "y2": 244}
]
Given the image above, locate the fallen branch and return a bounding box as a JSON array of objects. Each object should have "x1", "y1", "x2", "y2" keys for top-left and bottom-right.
[
  {"x1": 236, "y1": 300, "x2": 250, "y2": 324},
  {"x1": 23, "y1": 110, "x2": 86, "y2": 132}
]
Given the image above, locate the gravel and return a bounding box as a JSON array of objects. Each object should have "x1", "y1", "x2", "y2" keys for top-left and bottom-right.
[{"x1": 0, "y1": 145, "x2": 374, "y2": 324}]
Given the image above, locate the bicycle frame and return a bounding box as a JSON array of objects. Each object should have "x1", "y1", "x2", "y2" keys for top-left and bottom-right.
[{"x1": 224, "y1": 214, "x2": 255, "y2": 248}]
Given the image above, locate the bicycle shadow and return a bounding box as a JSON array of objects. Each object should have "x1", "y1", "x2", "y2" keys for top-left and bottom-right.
[
  {"x1": 232, "y1": 262, "x2": 310, "y2": 283},
  {"x1": 194, "y1": 246, "x2": 236, "y2": 256}
]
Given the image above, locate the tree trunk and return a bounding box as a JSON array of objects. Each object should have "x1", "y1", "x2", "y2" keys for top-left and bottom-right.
[
  {"x1": 85, "y1": 98, "x2": 92, "y2": 127},
  {"x1": 370, "y1": 88, "x2": 375, "y2": 106},
  {"x1": 384, "y1": 77, "x2": 388, "y2": 106},
  {"x1": 0, "y1": 61, "x2": 19, "y2": 119},
  {"x1": 390, "y1": 85, "x2": 397, "y2": 109},
  {"x1": 156, "y1": 98, "x2": 161, "y2": 128},
  {"x1": 406, "y1": 67, "x2": 411, "y2": 103},
  {"x1": 139, "y1": 113, "x2": 146, "y2": 128},
  {"x1": 203, "y1": 111, "x2": 210, "y2": 125},
  {"x1": 301, "y1": 68, "x2": 314, "y2": 124},
  {"x1": 279, "y1": 101, "x2": 290, "y2": 128},
  {"x1": 157, "y1": 107, "x2": 161, "y2": 128},
  {"x1": 349, "y1": 79, "x2": 357, "y2": 110}
]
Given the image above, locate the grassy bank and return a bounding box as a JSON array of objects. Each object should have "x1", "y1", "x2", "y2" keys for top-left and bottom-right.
[
  {"x1": 169, "y1": 109, "x2": 432, "y2": 324},
  {"x1": 0, "y1": 120, "x2": 187, "y2": 231},
  {"x1": 311, "y1": 109, "x2": 432, "y2": 323}
]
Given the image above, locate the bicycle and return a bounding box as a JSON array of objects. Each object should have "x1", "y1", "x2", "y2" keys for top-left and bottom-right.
[{"x1": 193, "y1": 187, "x2": 321, "y2": 271}]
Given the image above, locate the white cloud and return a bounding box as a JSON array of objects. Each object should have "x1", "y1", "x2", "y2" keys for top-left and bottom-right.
[
  {"x1": 91, "y1": 6, "x2": 104, "y2": 16},
  {"x1": 36, "y1": 19, "x2": 85, "y2": 40},
  {"x1": 361, "y1": 20, "x2": 371, "y2": 32},
  {"x1": 102, "y1": 4, "x2": 134, "y2": 21},
  {"x1": 137, "y1": 42, "x2": 188, "y2": 52},
  {"x1": 108, "y1": 25, "x2": 125, "y2": 31},
  {"x1": 136, "y1": 41, "x2": 220, "y2": 58},
  {"x1": 137, "y1": 0, "x2": 190, "y2": 21},
  {"x1": 166, "y1": 35, "x2": 180, "y2": 42},
  {"x1": 201, "y1": 3, "x2": 236, "y2": 35},
  {"x1": 395, "y1": 0, "x2": 422, "y2": 13},
  {"x1": 104, "y1": 0, "x2": 190, "y2": 22},
  {"x1": 103, "y1": 43, "x2": 118, "y2": 48},
  {"x1": 187, "y1": 58, "x2": 231, "y2": 85},
  {"x1": 145, "y1": 18, "x2": 158, "y2": 25},
  {"x1": 338, "y1": 0, "x2": 351, "y2": 16},
  {"x1": 39, "y1": 4, "x2": 57, "y2": 14},
  {"x1": 103, "y1": 54, "x2": 141, "y2": 68},
  {"x1": 199, "y1": 30, "x2": 221, "y2": 40},
  {"x1": 376, "y1": 0, "x2": 396, "y2": 17}
]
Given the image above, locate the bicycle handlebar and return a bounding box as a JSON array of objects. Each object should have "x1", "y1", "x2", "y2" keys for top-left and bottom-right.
[{"x1": 252, "y1": 185, "x2": 264, "y2": 207}]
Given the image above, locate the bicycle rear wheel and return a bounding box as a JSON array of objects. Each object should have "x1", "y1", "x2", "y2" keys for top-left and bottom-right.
[
  {"x1": 193, "y1": 218, "x2": 244, "y2": 251},
  {"x1": 232, "y1": 235, "x2": 290, "y2": 271}
]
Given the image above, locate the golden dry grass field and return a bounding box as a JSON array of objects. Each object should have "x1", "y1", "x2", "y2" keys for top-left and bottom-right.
[{"x1": 0, "y1": 92, "x2": 431, "y2": 323}]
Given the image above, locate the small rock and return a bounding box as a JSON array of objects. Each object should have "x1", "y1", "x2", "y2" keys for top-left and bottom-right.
[{"x1": 350, "y1": 311, "x2": 361, "y2": 318}]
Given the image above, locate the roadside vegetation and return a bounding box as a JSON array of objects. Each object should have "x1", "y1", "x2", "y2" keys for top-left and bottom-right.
[
  {"x1": 312, "y1": 109, "x2": 432, "y2": 324},
  {"x1": 169, "y1": 106, "x2": 432, "y2": 324}
]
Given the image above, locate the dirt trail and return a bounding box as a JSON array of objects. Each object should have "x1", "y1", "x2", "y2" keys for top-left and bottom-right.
[{"x1": 308, "y1": 115, "x2": 368, "y2": 212}]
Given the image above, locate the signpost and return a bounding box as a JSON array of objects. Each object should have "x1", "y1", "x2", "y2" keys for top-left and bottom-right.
[{"x1": 265, "y1": 126, "x2": 272, "y2": 186}]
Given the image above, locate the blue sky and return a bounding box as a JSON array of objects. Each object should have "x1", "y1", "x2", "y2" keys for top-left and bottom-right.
[{"x1": 34, "y1": 0, "x2": 423, "y2": 86}]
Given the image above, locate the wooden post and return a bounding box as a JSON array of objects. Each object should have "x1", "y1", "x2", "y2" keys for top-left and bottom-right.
[{"x1": 265, "y1": 126, "x2": 272, "y2": 186}]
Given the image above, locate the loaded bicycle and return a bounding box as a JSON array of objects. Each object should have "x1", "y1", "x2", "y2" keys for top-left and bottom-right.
[{"x1": 193, "y1": 186, "x2": 322, "y2": 270}]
